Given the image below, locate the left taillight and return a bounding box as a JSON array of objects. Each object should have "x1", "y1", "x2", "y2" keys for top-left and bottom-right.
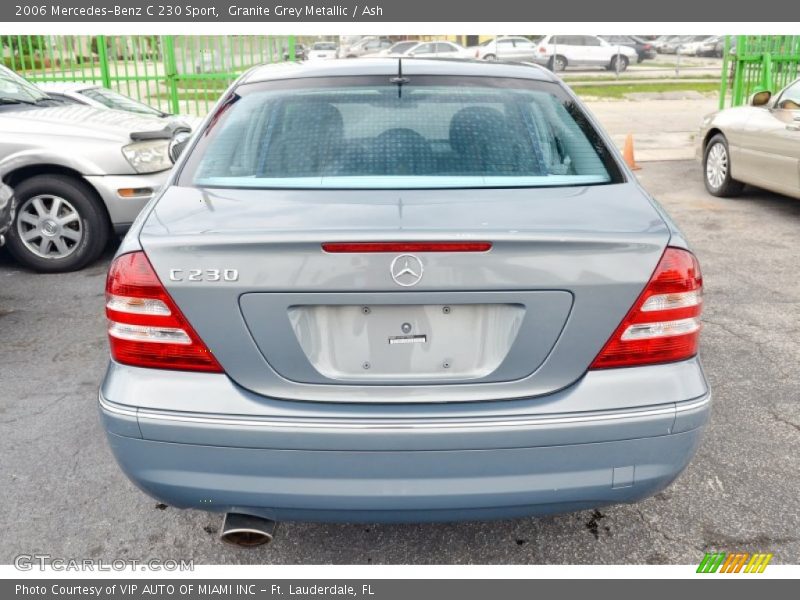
[{"x1": 105, "y1": 251, "x2": 223, "y2": 373}]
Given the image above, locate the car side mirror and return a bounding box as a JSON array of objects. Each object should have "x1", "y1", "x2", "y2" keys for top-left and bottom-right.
[{"x1": 749, "y1": 90, "x2": 772, "y2": 106}]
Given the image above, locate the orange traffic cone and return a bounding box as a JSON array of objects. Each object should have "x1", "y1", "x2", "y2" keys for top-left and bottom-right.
[{"x1": 623, "y1": 134, "x2": 641, "y2": 171}]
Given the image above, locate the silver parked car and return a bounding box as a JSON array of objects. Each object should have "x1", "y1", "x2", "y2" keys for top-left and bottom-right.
[
  {"x1": 343, "y1": 36, "x2": 393, "y2": 57},
  {"x1": 699, "y1": 79, "x2": 800, "y2": 199},
  {"x1": 0, "y1": 65, "x2": 185, "y2": 272},
  {"x1": 0, "y1": 177, "x2": 13, "y2": 245},
  {"x1": 400, "y1": 41, "x2": 472, "y2": 59},
  {"x1": 100, "y1": 59, "x2": 709, "y2": 546},
  {"x1": 469, "y1": 36, "x2": 539, "y2": 61},
  {"x1": 38, "y1": 82, "x2": 202, "y2": 129}
]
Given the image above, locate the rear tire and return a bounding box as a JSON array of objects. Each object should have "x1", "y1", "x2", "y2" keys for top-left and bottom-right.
[
  {"x1": 548, "y1": 55, "x2": 567, "y2": 71},
  {"x1": 483, "y1": 54, "x2": 497, "y2": 61},
  {"x1": 703, "y1": 134, "x2": 745, "y2": 197},
  {"x1": 609, "y1": 55, "x2": 629, "y2": 72},
  {"x1": 6, "y1": 174, "x2": 110, "y2": 273}
]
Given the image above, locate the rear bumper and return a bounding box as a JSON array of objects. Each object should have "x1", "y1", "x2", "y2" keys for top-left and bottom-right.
[{"x1": 99, "y1": 359, "x2": 710, "y2": 523}]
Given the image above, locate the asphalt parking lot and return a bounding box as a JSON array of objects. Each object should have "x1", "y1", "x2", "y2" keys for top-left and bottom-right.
[{"x1": 1, "y1": 159, "x2": 799, "y2": 565}]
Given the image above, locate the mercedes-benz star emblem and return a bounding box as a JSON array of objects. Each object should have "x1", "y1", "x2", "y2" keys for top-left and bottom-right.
[{"x1": 390, "y1": 254, "x2": 424, "y2": 287}]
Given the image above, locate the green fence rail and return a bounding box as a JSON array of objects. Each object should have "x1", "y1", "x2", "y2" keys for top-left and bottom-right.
[
  {"x1": 720, "y1": 35, "x2": 800, "y2": 109},
  {"x1": 1, "y1": 35, "x2": 297, "y2": 116}
]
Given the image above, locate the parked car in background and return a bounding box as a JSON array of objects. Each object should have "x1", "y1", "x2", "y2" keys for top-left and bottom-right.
[
  {"x1": 381, "y1": 41, "x2": 420, "y2": 56},
  {"x1": 100, "y1": 58, "x2": 709, "y2": 545},
  {"x1": 39, "y1": 83, "x2": 201, "y2": 129},
  {"x1": 0, "y1": 175, "x2": 13, "y2": 246},
  {"x1": 400, "y1": 40, "x2": 471, "y2": 59},
  {"x1": 599, "y1": 35, "x2": 656, "y2": 63},
  {"x1": 659, "y1": 35, "x2": 690, "y2": 54},
  {"x1": 0, "y1": 65, "x2": 185, "y2": 272},
  {"x1": 676, "y1": 36, "x2": 716, "y2": 56},
  {"x1": 699, "y1": 79, "x2": 800, "y2": 200},
  {"x1": 337, "y1": 35, "x2": 364, "y2": 58},
  {"x1": 698, "y1": 36, "x2": 736, "y2": 58},
  {"x1": 534, "y1": 35, "x2": 638, "y2": 72},
  {"x1": 698, "y1": 79, "x2": 800, "y2": 198},
  {"x1": 307, "y1": 42, "x2": 338, "y2": 61},
  {"x1": 697, "y1": 36, "x2": 722, "y2": 57},
  {"x1": 469, "y1": 36, "x2": 539, "y2": 61},
  {"x1": 282, "y1": 43, "x2": 308, "y2": 61},
  {"x1": 344, "y1": 36, "x2": 393, "y2": 57},
  {"x1": 653, "y1": 35, "x2": 681, "y2": 53}
]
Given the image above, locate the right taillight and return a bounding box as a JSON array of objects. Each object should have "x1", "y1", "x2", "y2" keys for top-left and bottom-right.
[
  {"x1": 105, "y1": 251, "x2": 223, "y2": 373},
  {"x1": 590, "y1": 247, "x2": 703, "y2": 369}
]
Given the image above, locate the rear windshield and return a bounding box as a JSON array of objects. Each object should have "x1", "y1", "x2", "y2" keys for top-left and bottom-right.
[{"x1": 180, "y1": 75, "x2": 621, "y2": 189}]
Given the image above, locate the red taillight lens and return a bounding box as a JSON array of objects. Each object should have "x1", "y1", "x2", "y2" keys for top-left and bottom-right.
[
  {"x1": 590, "y1": 247, "x2": 703, "y2": 369},
  {"x1": 105, "y1": 252, "x2": 223, "y2": 373},
  {"x1": 322, "y1": 241, "x2": 492, "y2": 253}
]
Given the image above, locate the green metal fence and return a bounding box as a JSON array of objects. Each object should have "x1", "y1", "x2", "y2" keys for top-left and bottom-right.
[
  {"x1": 720, "y1": 35, "x2": 800, "y2": 109},
  {"x1": 1, "y1": 35, "x2": 297, "y2": 116}
]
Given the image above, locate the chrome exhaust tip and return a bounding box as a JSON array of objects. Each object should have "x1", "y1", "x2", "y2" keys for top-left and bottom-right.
[{"x1": 219, "y1": 513, "x2": 277, "y2": 547}]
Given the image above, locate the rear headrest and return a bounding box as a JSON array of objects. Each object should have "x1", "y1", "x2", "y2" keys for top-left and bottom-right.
[
  {"x1": 286, "y1": 102, "x2": 344, "y2": 142},
  {"x1": 374, "y1": 127, "x2": 435, "y2": 175},
  {"x1": 449, "y1": 106, "x2": 511, "y2": 156}
]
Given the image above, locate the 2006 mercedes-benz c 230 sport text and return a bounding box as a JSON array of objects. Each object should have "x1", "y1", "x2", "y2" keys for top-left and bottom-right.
[{"x1": 99, "y1": 59, "x2": 709, "y2": 546}]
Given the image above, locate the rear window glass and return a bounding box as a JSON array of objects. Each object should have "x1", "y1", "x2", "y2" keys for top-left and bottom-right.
[{"x1": 181, "y1": 75, "x2": 620, "y2": 189}]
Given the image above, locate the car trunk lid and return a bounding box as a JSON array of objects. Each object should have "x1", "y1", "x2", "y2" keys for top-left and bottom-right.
[{"x1": 139, "y1": 183, "x2": 669, "y2": 402}]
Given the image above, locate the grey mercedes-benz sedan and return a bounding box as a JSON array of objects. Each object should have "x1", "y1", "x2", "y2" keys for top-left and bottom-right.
[{"x1": 99, "y1": 59, "x2": 709, "y2": 546}]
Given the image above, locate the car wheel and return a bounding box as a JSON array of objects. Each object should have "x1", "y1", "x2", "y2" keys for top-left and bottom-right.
[
  {"x1": 548, "y1": 55, "x2": 567, "y2": 71},
  {"x1": 609, "y1": 55, "x2": 629, "y2": 72},
  {"x1": 703, "y1": 134, "x2": 745, "y2": 197},
  {"x1": 483, "y1": 54, "x2": 497, "y2": 61},
  {"x1": 6, "y1": 174, "x2": 110, "y2": 273}
]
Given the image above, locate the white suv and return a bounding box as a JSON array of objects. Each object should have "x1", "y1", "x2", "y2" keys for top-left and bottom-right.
[{"x1": 534, "y1": 35, "x2": 638, "y2": 72}]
